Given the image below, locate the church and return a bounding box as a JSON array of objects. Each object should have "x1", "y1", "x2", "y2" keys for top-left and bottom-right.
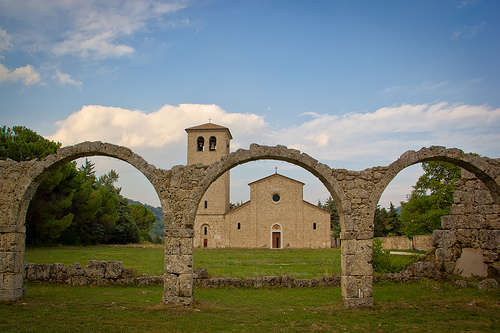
[{"x1": 185, "y1": 123, "x2": 331, "y2": 249}]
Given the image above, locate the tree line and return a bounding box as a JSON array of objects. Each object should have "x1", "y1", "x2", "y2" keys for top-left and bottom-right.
[
  {"x1": 1, "y1": 126, "x2": 156, "y2": 245},
  {"x1": 318, "y1": 160, "x2": 462, "y2": 237}
]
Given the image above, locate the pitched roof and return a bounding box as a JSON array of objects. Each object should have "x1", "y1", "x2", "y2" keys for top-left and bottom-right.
[
  {"x1": 185, "y1": 123, "x2": 233, "y2": 139},
  {"x1": 248, "y1": 173, "x2": 305, "y2": 186}
]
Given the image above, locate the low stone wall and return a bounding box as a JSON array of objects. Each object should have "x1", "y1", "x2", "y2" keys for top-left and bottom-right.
[
  {"x1": 194, "y1": 275, "x2": 341, "y2": 288},
  {"x1": 24, "y1": 261, "x2": 163, "y2": 286},
  {"x1": 376, "y1": 235, "x2": 434, "y2": 251},
  {"x1": 25, "y1": 260, "x2": 448, "y2": 289},
  {"x1": 377, "y1": 236, "x2": 412, "y2": 250},
  {"x1": 413, "y1": 235, "x2": 433, "y2": 252}
]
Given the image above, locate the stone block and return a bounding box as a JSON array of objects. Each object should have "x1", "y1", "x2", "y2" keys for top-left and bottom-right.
[
  {"x1": 0, "y1": 252, "x2": 23, "y2": 273},
  {"x1": 453, "y1": 248, "x2": 488, "y2": 278},
  {"x1": 164, "y1": 273, "x2": 179, "y2": 297},
  {"x1": 85, "y1": 260, "x2": 107, "y2": 280},
  {"x1": 178, "y1": 274, "x2": 193, "y2": 297},
  {"x1": 478, "y1": 278, "x2": 498, "y2": 290},
  {"x1": 164, "y1": 237, "x2": 180, "y2": 255},
  {"x1": 482, "y1": 249, "x2": 498, "y2": 263},
  {"x1": 341, "y1": 275, "x2": 373, "y2": 299},
  {"x1": 105, "y1": 261, "x2": 123, "y2": 279},
  {"x1": 69, "y1": 276, "x2": 88, "y2": 286},
  {"x1": 344, "y1": 297, "x2": 374, "y2": 308},
  {"x1": 262, "y1": 276, "x2": 281, "y2": 287},
  {"x1": 0, "y1": 233, "x2": 24, "y2": 252},
  {"x1": 162, "y1": 295, "x2": 192, "y2": 306},
  {"x1": 0, "y1": 288, "x2": 23, "y2": 302},
  {"x1": 67, "y1": 263, "x2": 85, "y2": 276},
  {"x1": 164, "y1": 229, "x2": 194, "y2": 238},
  {"x1": 486, "y1": 214, "x2": 500, "y2": 229},
  {"x1": 479, "y1": 230, "x2": 500, "y2": 249},
  {"x1": 53, "y1": 263, "x2": 67, "y2": 282},
  {"x1": 433, "y1": 230, "x2": 456, "y2": 248},
  {"x1": 179, "y1": 238, "x2": 193, "y2": 255},
  {"x1": 450, "y1": 204, "x2": 465, "y2": 215},
  {"x1": 435, "y1": 248, "x2": 453, "y2": 262},
  {"x1": 474, "y1": 190, "x2": 493, "y2": 205},
  {"x1": 341, "y1": 251, "x2": 372, "y2": 276},
  {"x1": 454, "y1": 280, "x2": 468, "y2": 288},
  {"x1": 455, "y1": 229, "x2": 479, "y2": 247},
  {"x1": 0, "y1": 273, "x2": 23, "y2": 289},
  {"x1": 165, "y1": 255, "x2": 192, "y2": 274}
]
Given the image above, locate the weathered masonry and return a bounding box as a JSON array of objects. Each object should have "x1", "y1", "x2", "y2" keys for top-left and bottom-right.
[{"x1": 1, "y1": 140, "x2": 499, "y2": 308}]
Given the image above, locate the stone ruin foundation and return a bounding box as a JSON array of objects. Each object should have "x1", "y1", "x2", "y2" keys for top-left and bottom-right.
[
  {"x1": 434, "y1": 170, "x2": 500, "y2": 277},
  {"x1": 0, "y1": 142, "x2": 498, "y2": 309}
]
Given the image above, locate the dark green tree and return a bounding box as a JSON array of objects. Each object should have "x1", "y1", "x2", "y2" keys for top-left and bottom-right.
[
  {"x1": 400, "y1": 161, "x2": 461, "y2": 236},
  {"x1": 0, "y1": 125, "x2": 60, "y2": 161},
  {"x1": 129, "y1": 204, "x2": 156, "y2": 241},
  {"x1": 318, "y1": 196, "x2": 340, "y2": 238}
]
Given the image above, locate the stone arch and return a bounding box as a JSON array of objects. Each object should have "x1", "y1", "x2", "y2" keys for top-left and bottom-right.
[
  {"x1": 188, "y1": 144, "x2": 348, "y2": 232},
  {"x1": 17, "y1": 141, "x2": 162, "y2": 229},
  {"x1": 370, "y1": 146, "x2": 500, "y2": 212}
]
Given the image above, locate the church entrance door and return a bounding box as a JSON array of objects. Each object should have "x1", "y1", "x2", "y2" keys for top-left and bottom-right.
[
  {"x1": 272, "y1": 232, "x2": 281, "y2": 249},
  {"x1": 203, "y1": 239, "x2": 208, "y2": 248}
]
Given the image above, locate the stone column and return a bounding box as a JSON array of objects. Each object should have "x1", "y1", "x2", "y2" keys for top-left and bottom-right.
[
  {"x1": 341, "y1": 238, "x2": 373, "y2": 308},
  {"x1": 0, "y1": 161, "x2": 29, "y2": 302},
  {"x1": 163, "y1": 228, "x2": 193, "y2": 305},
  {"x1": 0, "y1": 226, "x2": 25, "y2": 301},
  {"x1": 161, "y1": 165, "x2": 204, "y2": 306},
  {"x1": 337, "y1": 172, "x2": 376, "y2": 308}
]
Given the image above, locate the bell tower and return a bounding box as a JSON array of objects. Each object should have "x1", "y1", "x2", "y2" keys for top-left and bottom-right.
[{"x1": 185, "y1": 123, "x2": 232, "y2": 247}]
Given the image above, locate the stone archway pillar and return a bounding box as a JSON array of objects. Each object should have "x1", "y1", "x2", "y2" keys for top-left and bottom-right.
[
  {"x1": 0, "y1": 226, "x2": 25, "y2": 301},
  {"x1": 341, "y1": 238, "x2": 373, "y2": 307},
  {"x1": 336, "y1": 171, "x2": 377, "y2": 308},
  {"x1": 161, "y1": 165, "x2": 204, "y2": 306},
  {"x1": 163, "y1": 228, "x2": 193, "y2": 305},
  {"x1": 0, "y1": 160, "x2": 32, "y2": 302}
]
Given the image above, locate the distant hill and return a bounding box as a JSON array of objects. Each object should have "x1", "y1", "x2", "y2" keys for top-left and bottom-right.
[{"x1": 128, "y1": 199, "x2": 164, "y2": 242}]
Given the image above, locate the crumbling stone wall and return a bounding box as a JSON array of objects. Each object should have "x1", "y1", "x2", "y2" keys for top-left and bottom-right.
[
  {"x1": 434, "y1": 166, "x2": 500, "y2": 276},
  {"x1": 24, "y1": 261, "x2": 163, "y2": 286},
  {"x1": 1, "y1": 142, "x2": 499, "y2": 310}
]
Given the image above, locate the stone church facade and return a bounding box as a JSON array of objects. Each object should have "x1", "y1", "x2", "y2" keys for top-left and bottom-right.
[{"x1": 186, "y1": 123, "x2": 331, "y2": 249}]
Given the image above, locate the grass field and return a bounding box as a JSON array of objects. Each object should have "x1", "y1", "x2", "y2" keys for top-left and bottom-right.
[
  {"x1": 24, "y1": 246, "x2": 417, "y2": 277},
  {"x1": 1, "y1": 280, "x2": 498, "y2": 332}
]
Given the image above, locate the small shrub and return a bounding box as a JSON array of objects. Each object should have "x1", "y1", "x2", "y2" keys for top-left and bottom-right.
[
  {"x1": 372, "y1": 238, "x2": 394, "y2": 273},
  {"x1": 372, "y1": 238, "x2": 418, "y2": 273}
]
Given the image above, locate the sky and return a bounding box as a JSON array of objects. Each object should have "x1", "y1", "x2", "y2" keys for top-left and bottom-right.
[{"x1": 1, "y1": 0, "x2": 499, "y2": 208}]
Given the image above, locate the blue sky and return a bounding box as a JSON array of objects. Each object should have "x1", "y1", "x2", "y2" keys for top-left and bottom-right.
[{"x1": 1, "y1": 0, "x2": 499, "y2": 207}]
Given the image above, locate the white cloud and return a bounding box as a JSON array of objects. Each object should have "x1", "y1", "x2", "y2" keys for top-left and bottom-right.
[
  {"x1": 49, "y1": 104, "x2": 267, "y2": 148},
  {"x1": 0, "y1": 28, "x2": 12, "y2": 52},
  {"x1": 0, "y1": 0, "x2": 188, "y2": 59},
  {"x1": 54, "y1": 69, "x2": 82, "y2": 87},
  {"x1": 0, "y1": 63, "x2": 42, "y2": 85}
]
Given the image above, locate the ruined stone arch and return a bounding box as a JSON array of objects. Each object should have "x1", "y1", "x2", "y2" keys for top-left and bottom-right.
[
  {"x1": 370, "y1": 146, "x2": 500, "y2": 213},
  {"x1": 17, "y1": 141, "x2": 163, "y2": 229},
  {"x1": 187, "y1": 144, "x2": 350, "y2": 232}
]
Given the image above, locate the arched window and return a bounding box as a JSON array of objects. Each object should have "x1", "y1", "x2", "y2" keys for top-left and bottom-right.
[
  {"x1": 237, "y1": 222, "x2": 241, "y2": 230},
  {"x1": 204, "y1": 200, "x2": 208, "y2": 209},
  {"x1": 209, "y1": 136, "x2": 216, "y2": 151},
  {"x1": 313, "y1": 222, "x2": 317, "y2": 230},
  {"x1": 204, "y1": 226, "x2": 207, "y2": 235},
  {"x1": 197, "y1": 136, "x2": 204, "y2": 151}
]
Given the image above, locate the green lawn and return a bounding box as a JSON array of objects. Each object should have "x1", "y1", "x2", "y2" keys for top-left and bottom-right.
[
  {"x1": 24, "y1": 246, "x2": 418, "y2": 278},
  {"x1": 1, "y1": 280, "x2": 498, "y2": 332}
]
